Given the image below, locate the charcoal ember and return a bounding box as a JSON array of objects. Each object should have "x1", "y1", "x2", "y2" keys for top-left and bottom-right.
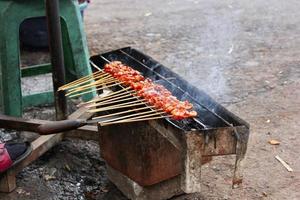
[{"x1": 0, "y1": 128, "x2": 19, "y2": 142}]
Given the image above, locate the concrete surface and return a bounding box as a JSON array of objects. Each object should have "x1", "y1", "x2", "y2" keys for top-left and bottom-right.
[
  {"x1": 85, "y1": 1, "x2": 300, "y2": 199},
  {"x1": 0, "y1": 0, "x2": 299, "y2": 199}
]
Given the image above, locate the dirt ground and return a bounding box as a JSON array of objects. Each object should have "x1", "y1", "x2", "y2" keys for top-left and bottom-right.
[{"x1": 1, "y1": 0, "x2": 300, "y2": 199}]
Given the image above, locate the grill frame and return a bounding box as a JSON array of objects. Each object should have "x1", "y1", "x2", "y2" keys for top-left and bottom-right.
[
  {"x1": 90, "y1": 47, "x2": 249, "y2": 130},
  {"x1": 91, "y1": 47, "x2": 249, "y2": 190}
]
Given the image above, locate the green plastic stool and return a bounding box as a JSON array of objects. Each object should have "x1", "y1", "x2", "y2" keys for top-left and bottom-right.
[{"x1": 0, "y1": 0, "x2": 94, "y2": 116}]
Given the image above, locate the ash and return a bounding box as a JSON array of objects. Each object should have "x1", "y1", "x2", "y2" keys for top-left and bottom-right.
[{"x1": 0, "y1": 107, "x2": 127, "y2": 200}]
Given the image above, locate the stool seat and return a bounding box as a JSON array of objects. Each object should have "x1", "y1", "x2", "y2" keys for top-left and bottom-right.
[{"x1": 0, "y1": 0, "x2": 94, "y2": 116}]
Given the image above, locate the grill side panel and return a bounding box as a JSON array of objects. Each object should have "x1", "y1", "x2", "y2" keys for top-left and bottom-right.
[{"x1": 98, "y1": 121, "x2": 182, "y2": 186}]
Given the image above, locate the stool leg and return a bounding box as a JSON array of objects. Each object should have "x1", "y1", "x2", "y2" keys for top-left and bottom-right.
[
  {"x1": 0, "y1": 19, "x2": 22, "y2": 116},
  {"x1": 60, "y1": 0, "x2": 95, "y2": 101}
]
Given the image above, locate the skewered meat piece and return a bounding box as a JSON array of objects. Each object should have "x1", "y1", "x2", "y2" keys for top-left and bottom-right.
[
  {"x1": 103, "y1": 62, "x2": 197, "y2": 119},
  {"x1": 104, "y1": 62, "x2": 144, "y2": 83}
]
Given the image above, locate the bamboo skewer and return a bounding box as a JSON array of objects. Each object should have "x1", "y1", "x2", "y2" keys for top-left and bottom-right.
[
  {"x1": 88, "y1": 102, "x2": 149, "y2": 113},
  {"x1": 86, "y1": 96, "x2": 144, "y2": 108},
  {"x1": 79, "y1": 86, "x2": 133, "y2": 106},
  {"x1": 58, "y1": 70, "x2": 104, "y2": 91},
  {"x1": 68, "y1": 82, "x2": 124, "y2": 98},
  {"x1": 67, "y1": 72, "x2": 111, "y2": 87},
  {"x1": 88, "y1": 99, "x2": 146, "y2": 110},
  {"x1": 66, "y1": 74, "x2": 115, "y2": 92},
  {"x1": 92, "y1": 106, "x2": 157, "y2": 120},
  {"x1": 66, "y1": 78, "x2": 118, "y2": 96},
  {"x1": 95, "y1": 87, "x2": 134, "y2": 100},
  {"x1": 100, "y1": 115, "x2": 171, "y2": 126},
  {"x1": 59, "y1": 71, "x2": 107, "y2": 92},
  {"x1": 94, "y1": 90, "x2": 136, "y2": 103},
  {"x1": 119, "y1": 111, "x2": 166, "y2": 121},
  {"x1": 100, "y1": 110, "x2": 165, "y2": 123},
  {"x1": 66, "y1": 75, "x2": 116, "y2": 93},
  {"x1": 96, "y1": 93, "x2": 135, "y2": 104}
]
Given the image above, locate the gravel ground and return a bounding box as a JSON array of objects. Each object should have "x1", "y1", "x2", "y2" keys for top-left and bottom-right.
[{"x1": 1, "y1": 0, "x2": 300, "y2": 199}]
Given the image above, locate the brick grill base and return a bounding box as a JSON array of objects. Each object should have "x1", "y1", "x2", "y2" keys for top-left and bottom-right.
[{"x1": 107, "y1": 165, "x2": 184, "y2": 200}]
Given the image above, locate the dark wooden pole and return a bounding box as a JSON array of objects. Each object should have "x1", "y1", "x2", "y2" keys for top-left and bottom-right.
[{"x1": 45, "y1": 0, "x2": 67, "y2": 120}]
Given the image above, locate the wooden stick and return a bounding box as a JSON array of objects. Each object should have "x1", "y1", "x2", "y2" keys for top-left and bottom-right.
[
  {"x1": 119, "y1": 111, "x2": 166, "y2": 121},
  {"x1": 78, "y1": 86, "x2": 133, "y2": 106},
  {"x1": 58, "y1": 70, "x2": 104, "y2": 91},
  {"x1": 94, "y1": 87, "x2": 134, "y2": 100},
  {"x1": 100, "y1": 115, "x2": 171, "y2": 126},
  {"x1": 86, "y1": 96, "x2": 144, "y2": 108},
  {"x1": 100, "y1": 110, "x2": 164, "y2": 123},
  {"x1": 65, "y1": 76, "x2": 114, "y2": 94},
  {"x1": 275, "y1": 155, "x2": 293, "y2": 172},
  {"x1": 68, "y1": 82, "x2": 123, "y2": 98},
  {"x1": 88, "y1": 102, "x2": 148, "y2": 113},
  {"x1": 88, "y1": 99, "x2": 146, "y2": 110},
  {"x1": 94, "y1": 90, "x2": 136, "y2": 103},
  {"x1": 66, "y1": 76, "x2": 116, "y2": 93},
  {"x1": 66, "y1": 78, "x2": 118, "y2": 95},
  {"x1": 66, "y1": 74, "x2": 114, "y2": 92},
  {"x1": 59, "y1": 71, "x2": 107, "y2": 91},
  {"x1": 96, "y1": 93, "x2": 135, "y2": 104},
  {"x1": 92, "y1": 106, "x2": 157, "y2": 120}
]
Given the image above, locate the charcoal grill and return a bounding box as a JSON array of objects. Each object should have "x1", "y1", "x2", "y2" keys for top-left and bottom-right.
[
  {"x1": 89, "y1": 47, "x2": 250, "y2": 196},
  {"x1": 0, "y1": 47, "x2": 249, "y2": 198}
]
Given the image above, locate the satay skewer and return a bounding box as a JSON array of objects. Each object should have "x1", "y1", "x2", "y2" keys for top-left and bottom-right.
[
  {"x1": 59, "y1": 71, "x2": 108, "y2": 91},
  {"x1": 86, "y1": 96, "x2": 144, "y2": 108},
  {"x1": 58, "y1": 70, "x2": 104, "y2": 91},
  {"x1": 68, "y1": 82, "x2": 124, "y2": 98},
  {"x1": 88, "y1": 102, "x2": 149, "y2": 113},
  {"x1": 77, "y1": 87, "x2": 133, "y2": 106},
  {"x1": 66, "y1": 76, "x2": 117, "y2": 92},
  {"x1": 100, "y1": 110, "x2": 165, "y2": 123},
  {"x1": 100, "y1": 115, "x2": 171, "y2": 126},
  {"x1": 92, "y1": 106, "x2": 158, "y2": 120},
  {"x1": 118, "y1": 111, "x2": 166, "y2": 121},
  {"x1": 66, "y1": 77, "x2": 117, "y2": 95},
  {"x1": 96, "y1": 93, "x2": 135, "y2": 104},
  {"x1": 88, "y1": 99, "x2": 146, "y2": 110},
  {"x1": 66, "y1": 77, "x2": 115, "y2": 94},
  {"x1": 66, "y1": 74, "x2": 115, "y2": 91}
]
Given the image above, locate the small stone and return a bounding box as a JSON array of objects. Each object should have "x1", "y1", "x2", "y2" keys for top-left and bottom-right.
[
  {"x1": 44, "y1": 175, "x2": 56, "y2": 181},
  {"x1": 144, "y1": 12, "x2": 152, "y2": 17},
  {"x1": 100, "y1": 188, "x2": 109, "y2": 193},
  {"x1": 65, "y1": 164, "x2": 71, "y2": 172},
  {"x1": 262, "y1": 192, "x2": 268, "y2": 197},
  {"x1": 233, "y1": 184, "x2": 239, "y2": 189},
  {"x1": 16, "y1": 188, "x2": 26, "y2": 194}
]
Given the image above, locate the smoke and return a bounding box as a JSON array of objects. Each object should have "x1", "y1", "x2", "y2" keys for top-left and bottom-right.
[{"x1": 182, "y1": 6, "x2": 241, "y2": 104}]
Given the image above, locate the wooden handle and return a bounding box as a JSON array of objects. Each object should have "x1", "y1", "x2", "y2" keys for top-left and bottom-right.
[{"x1": 36, "y1": 119, "x2": 87, "y2": 135}]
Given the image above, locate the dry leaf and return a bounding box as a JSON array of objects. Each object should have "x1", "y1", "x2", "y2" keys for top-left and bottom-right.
[{"x1": 268, "y1": 139, "x2": 280, "y2": 145}]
